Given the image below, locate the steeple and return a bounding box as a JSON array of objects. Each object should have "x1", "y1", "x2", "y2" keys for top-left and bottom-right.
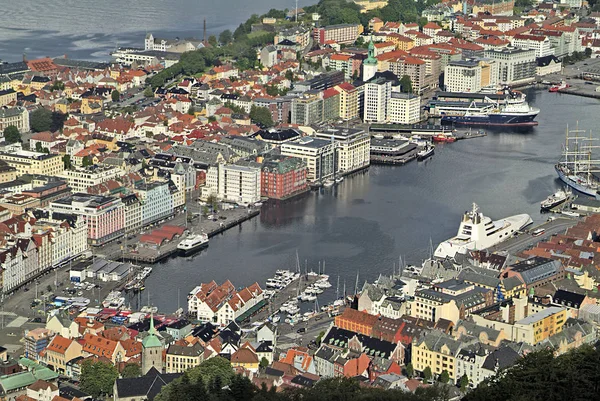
[
  {"x1": 362, "y1": 40, "x2": 378, "y2": 82},
  {"x1": 365, "y1": 40, "x2": 377, "y2": 65}
]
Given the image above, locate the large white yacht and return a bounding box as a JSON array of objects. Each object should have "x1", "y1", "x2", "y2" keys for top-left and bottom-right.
[
  {"x1": 434, "y1": 203, "x2": 532, "y2": 259},
  {"x1": 177, "y1": 233, "x2": 209, "y2": 255}
]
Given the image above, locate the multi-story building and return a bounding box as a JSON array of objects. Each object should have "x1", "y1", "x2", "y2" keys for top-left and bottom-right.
[
  {"x1": 387, "y1": 92, "x2": 421, "y2": 124},
  {"x1": 33, "y1": 213, "x2": 88, "y2": 268},
  {"x1": 0, "y1": 89, "x2": 17, "y2": 107},
  {"x1": 0, "y1": 149, "x2": 62, "y2": 176},
  {"x1": 217, "y1": 161, "x2": 262, "y2": 205},
  {"x1": 511, "y1": 34, "x2": 553, "y2": 58},
  {"x1": 41, "y1": 335, "x2": 83, "y2": 375},
  {"x1": 329, "y1": 54, "x2": 355, "y2": 80},
  {"x1": 275, "y1": 27, "x2": 311, "y2": 49},
  {"x1": 315, "y1": 127, "x2": 370, "y2": 174},
  {"x1": 334, "y1": 83, "x2": 359, "y2": 121},
  {"x1": 135, "y1": 181, "x2": 174, "y2": 226},
  {"x1": 444, "y1": 60, "x2": 482, "y2": 93},
  {"x1": 363, "y1": 75, "x2": 393, "y2": 123},
  {"x1": 0, "y1": 238, "x2": 39, "y2": 292},
  {"x1": 261, "y1": 157, "x2": 308, "y2": 200},
  {"x1": 412, "y1": 331, "x2": 461, "y2": 381},
  {"x1": 389, "y1": 56, "x2": 427, "y2": 93},
  {"x1": 58, "y1": 166, "x2": 120, "y2": 193},
  {"x1": 0, "y1": 106, "x2": 29, "y2": 132},
  {"x1": 215, "y1": 283, "x2": 264, "y2": 326},
  {"x1": 121, "y1": 193, "x2": 142, "y2": 233},
  {"x1": 314, "y1": 24, "x2": 362, "y2": 45},
  {"x1": 280, "y1": 137, "x2": 337, "y2": 182},
  {"x1": 484, "y1": 47, "x2": 536, "y2": 86},
  {"x1": 512, "y1": 306, "x2": 567, "y2": 345},
  {"x1": 24, "y1": 328, "x2": 53, "y2": 360},
  {"x1": 165, "y1": 343, "x2": 204, "y2": 373},
  {"x1": 322, "y1": 88, "x2": 340, "y2": 122},
  {"x1": 49, "y1": 194, "x2": 125, "y2": 246},
  {"x1": 502, "y1": 257, "x2": 564, "y2": 290},
  {"x1": 291, "y1": 92, "x2": 324, "y2": 126}
]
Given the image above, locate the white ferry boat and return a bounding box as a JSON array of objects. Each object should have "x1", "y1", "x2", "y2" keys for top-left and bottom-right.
[
  {"x1": 434, "y1": 203, "x2": 532, "y2": 259},
  {"x1": 177, "y1": 233, "x2": 209, "y2": 255}
]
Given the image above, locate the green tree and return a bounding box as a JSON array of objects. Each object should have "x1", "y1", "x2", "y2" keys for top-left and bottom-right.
[
  {"x1": 3, "y1": 125, "x2": 21, "y2": 144},
  {"x1": 62, "y1": 154, "x2": 72, "y2": 170},
  {"x1": 144, "y1": 87, "x2": 154, "y2": 97},
  {"x1": 219, "y1": 29, "x2": 233, "y2": 44},
  {"x1": 50, "y1": 80, "x2": 65, "y2": 91},
  {"x1": 208, "y1": 35, "x2": 218, "y2": 47},
  {"x1": 405, "y1": 362, "x2": 414, "y2": 378},
  {"x1": 29, "y1": 108, "x2": 53, "y2": 132},
  {"x1": 250, "y1": 105, "x2": 274, "y2": 128},
  {"x1": 111, "y1": 89, "x2": 120, "y2": 102},
  {"x1": 400, "y1": 75, "x2": 413, "y2": 93},
  {"x1": 35, "y1": 142, "x2": 43, "y2": 152},
  {"x1": 259, "y1": 357, "x2": 270, "y2": 369},
  {"x1": 423, "y1": 366, "x2": 432, "y2": 383},
  {"x1": 285, "y1": 70, "x2": 295, "y2": 82},
  {"x1": 316, "y1": 330, "x2": 326, "y2": 346},
  {"x1": 439, "y1": 369, "x2": 450, "y2": 383},
  {"x1": 82, "y1": 156, "x2": 93, "y2": 167},
  {"x1": 187, "y1": 357, "x2": 234, "y2": 387},
  {"x1": 230, "y1": 374, "x2": 256, "y2": 401},
  {"x1": 121, "y1": 363, "x2": 141, "y2": 378},
  {"x1": 188, "y1": 106, "x2": 196, "y2": 116},
  {"x1": 80, "y1": 360, "x2": 119, "y2": 397},
  {"x1": 460, "y1": 374, "x2": 469, "y2": 393}
]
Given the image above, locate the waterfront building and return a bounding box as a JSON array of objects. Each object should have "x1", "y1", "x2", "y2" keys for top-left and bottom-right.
[
  {"x1": 334, "y1": 83, "x2": 359, "y2": 121},
  {"x1": 165, "y1": 343, "x2": 204, "y2": 373},
  {"x1": 190, "y1": 280, "x2": 236, "y2": 322},
  {"x1": 58, "y1": 166, "x2": 120, "y2": 193},
  {"x1": 444, "y1": 60, "x2": 482, "y2": 93},
  {"x1": 216, "y1": 161, "x2": 262, "y2": 205},
  {"x1": 280, "y1": 137, "x2": 337, "y2": 182},
  {"x1": 387, "y1": 92, "x2": 421, "y2": 124},
  {"x1": 135, "y1": 181, "x2": 174, "y2": 226},
  {"x1": 314, "y1": 24, "x2": 363, "y2": 45},
  {"x1": 536, "y1": 55, "x2": 561, "y2": 76},
  {"x1": 315, "y1": 127, "x2": 370, "y2": 174},
  {"x1": 49, "y1": 194, "x2": 125, "y2": 246},
  {"x1": 0, "y1": 149, "x2": 62, "y2": 176},
  {"x1": 511, "y1": 34, "x2": 553, "y2": 58},
  {"x1": 291, "y1": 92, "x2": 323, "y2": 126},
  {"x1": 261, "y1": 157, "x2": 308, "y2": 200},
  {"x1": 484, "y1": 47, "x2": 536, "y2": 86},
  {"x1": 215, "y1": 283, "x2": 264, "y2": 326},
  {"x1": 122, "y1": 193, "x2": 142, "y2": 233},
  {"x1": 46, "y1": 315, "x2": 79, "y2": 339}
]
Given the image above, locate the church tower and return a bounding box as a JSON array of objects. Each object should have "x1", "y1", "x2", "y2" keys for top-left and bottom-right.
[
  {"x1": 362, "y1": 41, "x2": 378, "y2": 82},
  {"x1": 141, "y1": 313, "x2": 163, "y2": 374}
]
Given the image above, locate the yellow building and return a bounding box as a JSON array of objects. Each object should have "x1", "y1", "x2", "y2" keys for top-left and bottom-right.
[
  {"x1": 0, "y1": 89, "x2": 17, "y2": 107},
  {"x1": 0, "y1": 160, "x2": 17, "y2": 184},
  {"x1": 230, "y1": 347, "x2": 259, "y2": 373},
  {"x1": 0, "y1": 150, "x2": 64, "y2": 176},
  {"x1": 387, "y1": 33, "x2": 414, "y2": 51},
  {"x1": 42, "y1": 335, "x2": 83, "y2": 374},
  {"x1": 81, "y1": 96, "x2": 103, "y2": 115},
  {"x1": 334, "y1": 83, "x2": 359, "y2": 121},
  {"x1": 513, "y1": 306, "x2": 567, "y2": 345},
  {"x1": 369, "y1": 17, "x2": 384, "y2": 32},
  {"x1": 354, "y1": 0, "x2": 388, "y2": 12},
  {"x1": 413, "y1": 332, "x2": 461, "y2": 381},
  {"x1": 165, "y1": 343, "x2": 204, "y2": 373}
]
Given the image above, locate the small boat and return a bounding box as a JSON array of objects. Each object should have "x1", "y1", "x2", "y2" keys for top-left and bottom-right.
[
  {"x1": 335, "y1": 176, "x2": 344, "y2": 183},
  {"x1": 540, "y1": 189, "x2": 570, "y2": 211},
  {"x1": 549, "y1": 81, "x2": 569, "y2": 92},
  {"x1": 562, "y1": 210, "x2": 580, "y2": 217},
  {"x1": 417, "y1": 144, "x2": 435, "y2": 161},
  {"x1": 323, "y1": 179, "x2": 335, "y2": 188},
  {"x1": 432, "y1": 134, "x2": 457, "y2": 143}
]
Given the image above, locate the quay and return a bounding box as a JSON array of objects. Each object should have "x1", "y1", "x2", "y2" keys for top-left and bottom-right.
[{"x1": 120, "y1": 208, "x2": 260, "y2": 264}]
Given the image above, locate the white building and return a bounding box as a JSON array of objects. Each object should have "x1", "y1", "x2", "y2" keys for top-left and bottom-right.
[
  {"x1": 315, "y1": 127, "x2": 370, "y2": 174},
  {"x1": 363, "y1": 76, "x2": 393, "y2": 123},
  {"x1": 280, "y1": 137, "x2": 337, "y2": 182},
  {"x1": 1, "y1": 239, "x2": 38, "y2": 292},
  {"x1": 484, "y1": 47, "x2": 537, "y2": 86},
  {"x1": 218, "y1": 162, "x2": 262, "y2": 205},
  {"x1": 387, "y1": 92, "x2": 421, "y2": 124},
  {"x1": 444, "y1": 60, "x2": 482, "y2": 93},
  {"x1": 58, "y1": 166, "x2": 120, "y2": 193},
  {"x1": 511, "y1": 34, "x2": 553, "y2": 58},
  {"x1": 135, "y1": 182, "x2": 174, "y2": 226},
  {"x1": 215, "y1": 283, "x2": 264, "y2": 326},
  {"x1": 0, "y1": 106, "x2": 29, "y2": 133}
]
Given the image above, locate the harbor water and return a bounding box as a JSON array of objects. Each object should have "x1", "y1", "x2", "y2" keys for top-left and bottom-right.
[{"x1": 133, "y1": 89, "x2": 600, "y2": 312}]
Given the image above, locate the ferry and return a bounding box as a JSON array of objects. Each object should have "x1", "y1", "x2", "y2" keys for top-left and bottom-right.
[
  {"x1": 441, "y1": 100, "x2": 540, "y2": 127},
  {"x1": 434, "y1": 203, "x2": 533, "y2": 259},
  {"x1": 177, "y1": 233, "x2": 209, "y2": 255}
]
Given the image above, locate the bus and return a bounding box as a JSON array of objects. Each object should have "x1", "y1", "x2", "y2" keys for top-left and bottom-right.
[{"x1": 532, "y1": 228, "x2": 546, "y2": 237}]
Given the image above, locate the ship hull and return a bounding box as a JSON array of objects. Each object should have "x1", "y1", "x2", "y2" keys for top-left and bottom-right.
[
  {"x1": 178, "y1": 241, "x2": 209, "y2": 256},
  {"x1": 555, "y1": 165, "x2": 598, "y2": 198},
  {"x1": 442, "y1": 112, "x2": 539, "y2": 127}
]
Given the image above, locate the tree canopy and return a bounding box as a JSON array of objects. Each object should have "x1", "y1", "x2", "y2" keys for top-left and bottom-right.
[
  {"x1": 80, "y1": 359, "x2": 119, "y2": 398},
  {"x1": 400, "y1": 75, "x2": 413, "y2": 93},
  {"x1": 3, "y1": 125, "x2": 20, "y2": 144},
  {"x1": 111, "y1": 89, "x2": 120, "y2": 102},
  {"x1": 250, "y1": 105, "x2": 274, "y2": 128},
  {"x1": 29, "y1": 108, "x2": 53, "y2": 132},
  {"x1": 121, "y1": 363, "x2": 141, "y2": 378}
]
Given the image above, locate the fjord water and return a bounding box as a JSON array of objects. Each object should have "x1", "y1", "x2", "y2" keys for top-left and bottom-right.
[
  {"x1": 136, "y1": 89, "x2": 599, "y2": 312},
  {"x1": 0, "y1": 0, "x2": 315, "y2": 61}
]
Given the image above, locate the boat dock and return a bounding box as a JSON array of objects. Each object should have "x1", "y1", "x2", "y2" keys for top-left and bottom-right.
[
  {"x1": 371, "y1": 149, "x2": 417, "y2": 165},
  {"x1": 121, "y1": 209, "x2": 260, "y2": 264},
  {"x1": 544, "y1": 193, "x2": 578, "y2": 215}
]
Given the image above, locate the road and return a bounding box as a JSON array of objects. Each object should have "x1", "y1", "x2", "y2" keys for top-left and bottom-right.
[{"x1": 489, "y1": 216, "x2": 578, "y2": 255}]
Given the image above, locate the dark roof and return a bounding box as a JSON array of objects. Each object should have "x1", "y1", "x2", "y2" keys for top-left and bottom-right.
[
  {"x1": 553, "y1": 289, "x2": 586, "y2": 308},
  {"x1": 166, "y1": 319, "x2": 191, "y2": 330},
  {"x1": 59, "y1": 384, "x2": 90, "y2": 399},
  {"x1": 115, "y1": 369, "x2": 181, "y2": 400},
  {"x1": 254, "y1": 128, "x2": 301, "y2": 142},
  {"x1": 290, "y1": 374, "x2": 317, "y2": 387},
  {"x1": 481, "y1": 346, "x2": 520, "y2": 371},
  {"x1": 191, "y1": 322, "x2": 217, "y2": 342},
  {"x1": 537, "y1": 55, "x2": 560, "y2": 67}
]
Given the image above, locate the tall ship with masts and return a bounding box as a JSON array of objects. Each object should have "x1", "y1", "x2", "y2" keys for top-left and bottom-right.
[{"x1": 555, "y1": 124, "x2": 600, "y2": 198}]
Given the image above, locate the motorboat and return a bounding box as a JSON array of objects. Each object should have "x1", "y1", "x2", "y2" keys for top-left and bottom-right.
[{"x1": 177, "y1": 233, "x2": 209, "y2": 255}]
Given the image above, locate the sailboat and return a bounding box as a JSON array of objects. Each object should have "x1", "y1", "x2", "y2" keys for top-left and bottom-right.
[{"x1": 555, "y1": 123, "x2": 600, "y2": 198}]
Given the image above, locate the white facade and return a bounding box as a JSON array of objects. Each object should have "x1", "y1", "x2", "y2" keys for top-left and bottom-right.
[
  {"x1": 59, "y1": 167, "x2": 120, "y2": 193},
  {"x1": 1, "y1": 240, "x2": 38, "y2": 292},
  {"x1": 135, "y1": 182, "x2": 174, "y2": 226},
  {"x1": 363, "y1": 78, "x2": 392, "y2": 123},
  {"x1": 484, "y1": 48, "x2": 537, "y2": 85},
  {"x1": 315, "y1": 127, "x2": 370, "y2": 174},
  {"x1": 511, "y1": 36, "x2": 553, "y2": 58},
  {"x1": 280, "y1": 138, "x2": 336, "y2": 182},
  {"x1": 218, "y1": 163, "x2": 261, "y2": 205},
  {"x1": 444, "y1": 61, "x2": 482, "y2": 93},
  {"x1": 387, "y1": 92, "x2": 421, "y2": 124}
]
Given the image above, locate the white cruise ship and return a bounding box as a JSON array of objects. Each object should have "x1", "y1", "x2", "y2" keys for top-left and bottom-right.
[{"x1": 434, "y1": 203, "x2": 532, "y2": 259}]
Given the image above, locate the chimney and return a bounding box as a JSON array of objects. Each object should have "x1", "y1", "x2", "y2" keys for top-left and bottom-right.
[
  {"x1": 22, "y1": 53, "x2": 27, "y2": 63},
  {"x1": 203, "y1": 18, "x2": 207, "y2": 43}
]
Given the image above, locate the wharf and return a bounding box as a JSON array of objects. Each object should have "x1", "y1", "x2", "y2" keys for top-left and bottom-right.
[
  {"x1": 370, "y1": 123, "x2": 455, "y2": 136},
  {"x1": 121, "y1": 209, "x2": 260, "y2": 264},
  {"x1": 455, "y1": 130, "x2": 487, "y2": 140},
  {"x1": 371, "y1": 149, "x2": 417, "y2": 165}
]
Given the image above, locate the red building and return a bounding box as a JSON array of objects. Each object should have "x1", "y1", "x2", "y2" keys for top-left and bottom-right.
[{"x1": 261, "y1": 157, "x2": 308, "y2": 200}]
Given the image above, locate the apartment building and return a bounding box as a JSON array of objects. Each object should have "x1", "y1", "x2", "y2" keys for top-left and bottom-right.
[
  {"x1": 134, "y1": 181, "x2": 174, "y2": 226},
  {"x1": 444, "y1": 60, "x2": 482, "y2": 92},
  {"x1": 0, "y1": 106, "x2": 29, "y2": 132},
  {"x1": 315, "y1": 127, "x2": 370, "y2": 174},
  {"x1": 261, "y1": 157, "x2": 308, "y2": 200},
  {"x1": 0, "y1": 149, "x2": 63, "y2": 176},
  {"x1": 484, "y1": 47, "x2": 536, "y2": 85},
  {"x1": 217, "y1": 161, "x2": 262, "y2": 205},
  {"x1": 314, "y1": 24, "x2": 363, "y2": 45},
  {"x1": 280, "y1": 137, "x2": 337, "y2": 182},
  {"x1": 387, "y1": 92, "x2": 421, "y2": 124},
  {"x1": 59, "y1": 166, "x2": 120, "y2": 193},
  {"x1": 165, "y1": 343, "x2": 204, "y2": 373},
  {"x1": 291, "y1": 92, "x2": 324, "y2": 126}
]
